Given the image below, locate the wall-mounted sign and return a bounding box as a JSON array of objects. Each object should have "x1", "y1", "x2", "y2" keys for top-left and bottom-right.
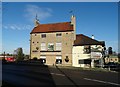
[{"x1": 91, "y1": 52, "x2": 102, "y2": 59}]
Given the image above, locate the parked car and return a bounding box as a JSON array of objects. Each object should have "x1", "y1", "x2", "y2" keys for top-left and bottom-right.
[{"x1": 5, "y1": 57, "x2": 15, "y2": 62}]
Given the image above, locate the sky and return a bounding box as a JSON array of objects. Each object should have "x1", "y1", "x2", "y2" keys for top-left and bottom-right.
[{"x1": 1, "y1": 2, "x2": 118, "y2": 54}]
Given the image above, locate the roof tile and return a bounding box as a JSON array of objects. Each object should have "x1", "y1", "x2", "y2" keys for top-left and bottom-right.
[
  {"x1": 31, "y1": 22, "x2": 73, "y2": 33},
  {"x1": 74, "y1": 34, "x2": 105, "y2": 46}
]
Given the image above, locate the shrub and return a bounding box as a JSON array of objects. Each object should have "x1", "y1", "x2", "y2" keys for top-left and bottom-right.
[{"x1": 33, "y1": 57, "x2": 37, "y2": 60}]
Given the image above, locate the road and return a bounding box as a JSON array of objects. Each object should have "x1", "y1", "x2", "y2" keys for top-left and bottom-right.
[{"x1": 2, "y1": 62, "x2": 120, "y2": 87}]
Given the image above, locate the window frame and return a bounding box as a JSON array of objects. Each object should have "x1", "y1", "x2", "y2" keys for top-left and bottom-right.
[
  {"x1": 56, "y1": 56, "x2": 62, "y2": 64},
  {"x1": 56, "y1": 42, "x2": 62, "y2": 51},
  {"x1": 41, "y1": 42, "x2": 46, "y2": 50},
  {"x1": 41, "y1": 34, "x2": 46, "y2": 38}
]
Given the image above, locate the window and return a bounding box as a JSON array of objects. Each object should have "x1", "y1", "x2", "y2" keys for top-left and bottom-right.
[
  {"x1": 56, "y1": 43, "x2": 62, "y2": 50},
  {"x1": 56, "y1": 33, "x2": 62, "y2": 37},
  {"x1": 56, "y1": 56, "x2": 62, "y2": 64},
  {"x1": 79, "y1": 59, "x2": 91, "y2": 64},
  {"x1": 41, "y1": 43, "x2": 46, "y2": 50},
  {"x1": 48, "y1": 43, "x2": 54, "y2": 51},
  {"x1": 41, "y1": 34, "x2": 46, "y2": 38},
  {"x1": 79, "y1": 60, "x2": 84, "y2": 64},
  {"x1": 83, "y1": 45, "x2": 91, "y2": 54},
  {"x1": 40, "y1": 56, "x2": 46, "y2": 64}
]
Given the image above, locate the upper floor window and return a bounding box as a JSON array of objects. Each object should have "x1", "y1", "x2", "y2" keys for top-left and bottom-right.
[
  {"x1": 56, "y1": 33, "x2": 62, "y2": 37},
  {"x1": 41, "y1": 42, "x2": 46, "y2": 50},
  {"x1": 56, "y1": 43, "x2": 62, "y2": 51},
  {"x1": 41, "y1": 34, "x2": 46, "y2": 38},
  {"x1": 48, "y1": 43, "x2": 54, "y2": 51}
]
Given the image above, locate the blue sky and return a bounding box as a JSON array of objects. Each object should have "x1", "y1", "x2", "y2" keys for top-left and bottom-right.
[{"x1": 2, "y1": 2, "x2": 118, "y2": 54}]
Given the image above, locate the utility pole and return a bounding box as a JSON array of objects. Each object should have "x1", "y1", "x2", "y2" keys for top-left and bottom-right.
[
  {"x1": 4, "y1": 51, "x2": 5, "y2": 59},
  {"x1": 3, "y1": 51, "x2": 6, "y2": 62},
  {"x1": 101, "y1": 47, "x2": 106, "y2": 68},
  {"x1": 108, "y1": 47, "x2": 113, "y2": 71}
]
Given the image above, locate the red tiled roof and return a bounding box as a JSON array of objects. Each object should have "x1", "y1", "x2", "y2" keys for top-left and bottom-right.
[
  {"x1": 30, "y1": 22, "x2": 73, "y2": 34},
  {"x1": 74, "y1": 34, "x2": 105, "y2": 46}
]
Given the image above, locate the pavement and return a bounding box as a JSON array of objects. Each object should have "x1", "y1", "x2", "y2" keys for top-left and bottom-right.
[{"x1": 2, "y1": 61, "x2": 120, "y2": 87}]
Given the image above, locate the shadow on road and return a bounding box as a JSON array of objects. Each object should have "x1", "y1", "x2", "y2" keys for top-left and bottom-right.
[
  {"x1": 2, "y1": 61, "x2": 56, "y2": 87},
  {"x1": 55, "y1": 65, "x2": 79, "y2": 87}
]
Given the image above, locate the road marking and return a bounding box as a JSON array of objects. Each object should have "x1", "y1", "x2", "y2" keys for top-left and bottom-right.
[
  {"x1": 51, "y1": 73, "x2": 65, "y2": 76},
  {"x1": 84, "y1": 78, "x2": 120, "y2": 86}
]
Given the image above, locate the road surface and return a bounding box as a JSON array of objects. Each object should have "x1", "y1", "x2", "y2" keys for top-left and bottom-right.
[{"x1": 2, "y1": 62, "x2": 120, "y2": 87}]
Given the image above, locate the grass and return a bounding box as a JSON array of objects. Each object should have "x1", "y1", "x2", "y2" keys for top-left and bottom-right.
[{"x1": 56, "y1": 65, "x2": 118, "y2": 73}]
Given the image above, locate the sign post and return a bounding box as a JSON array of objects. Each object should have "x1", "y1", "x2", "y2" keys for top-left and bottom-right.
[{"x1": 91, "y1": 52, "x2": 102, "y2": 68}]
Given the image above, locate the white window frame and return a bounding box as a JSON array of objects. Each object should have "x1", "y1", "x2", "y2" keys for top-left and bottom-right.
[
  {"x1": 41, "y1": 42, "x2": 46, "y2": 50},
  {"x1": 56, "y1": 42, "x2": 62, "y2": 51}
]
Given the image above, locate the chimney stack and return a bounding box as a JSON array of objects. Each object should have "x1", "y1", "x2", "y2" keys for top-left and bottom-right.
[
  {"x1": 71, "y1": 15, "x2": 76, "y2": 40},
  {"x1": 92, "y1": 35, "x2": 94, "y2": 39}
]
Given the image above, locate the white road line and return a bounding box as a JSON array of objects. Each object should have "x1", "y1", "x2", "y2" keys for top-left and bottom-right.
[
  {"x1": 51, "y1": 73, "x2": 65, "y2": 76},
  {"x1": 84, "y1": 78, "x2": 120, "y2": 86}
]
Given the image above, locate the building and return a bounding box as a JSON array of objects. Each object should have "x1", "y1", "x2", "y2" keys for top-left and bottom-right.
[
  {"x1": 30, "y1": 15, "x2": 106, "y2": 67},
  {"x1": 72, "y1": 34, "x2": 105, "y2": 68},
  {"x1": 30, "y1": 15, "x2": 76, "y2": 66}
]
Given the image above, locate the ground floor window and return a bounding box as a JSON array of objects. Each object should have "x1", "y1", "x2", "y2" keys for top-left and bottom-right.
[
  {"x1": 78, "y1": 59, "x2": 91, "y2": 64},
  {"x1": 94, "y1": 60, "x2": 100, "y2": 67},
  {"x1": 40, "y1": 56, "x2": 46, "y2": 64},
  {"x1": 56, "y1": 56, "x2": 62, "y2": 64}
]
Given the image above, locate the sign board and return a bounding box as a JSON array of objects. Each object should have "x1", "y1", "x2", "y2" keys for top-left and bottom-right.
[
  {"x1": 40, "y1": 52, "x2": 61, "y2": 55},
  {"x1": 91, "y1": 52, "x2": 102, "y2": 59}
]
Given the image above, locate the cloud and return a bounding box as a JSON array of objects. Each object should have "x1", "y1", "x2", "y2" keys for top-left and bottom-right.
[
  {"x1": 3, "y1": 24, "x2": 32, "y2": 30},
  {"x1": 24, "y1": 4, "x2": 52, "y2": 22}
]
